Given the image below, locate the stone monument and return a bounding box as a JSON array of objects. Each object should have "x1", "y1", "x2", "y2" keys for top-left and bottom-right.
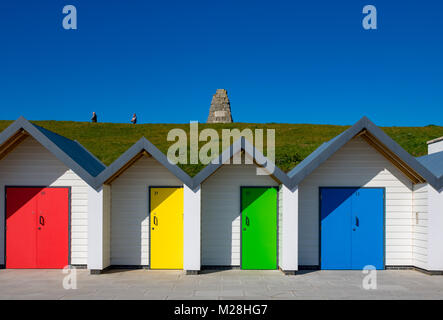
[{"x1": 206, "y1": 89, "x2": 233, "y2": 123}]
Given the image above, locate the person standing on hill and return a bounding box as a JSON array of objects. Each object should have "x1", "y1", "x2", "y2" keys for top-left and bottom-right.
[
  {"x1": 131, "y1": 113, "x2": 137, "y2": 124},
  {"x1": 91, "y1": 112, "x2": 97, "y2": 123}
]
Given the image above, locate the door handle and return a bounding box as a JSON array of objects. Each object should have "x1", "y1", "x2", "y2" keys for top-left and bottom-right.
[
  {"x1": 153, "y1": 216, "x2": 158, "y2": 226},
  {"x1": 39, "y1": 216, "x2": 45, "y2": 226},
  {"x1": 245, "y1": 217, "x2": 250, "y2": 226},
  {"x1": 355, "y1": 216, "x2": 359, "y2": 227}
]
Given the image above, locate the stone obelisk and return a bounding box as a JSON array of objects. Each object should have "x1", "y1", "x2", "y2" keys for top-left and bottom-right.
[{"x1": 206, "y1": 89, "x2": 233, "y2": 123}]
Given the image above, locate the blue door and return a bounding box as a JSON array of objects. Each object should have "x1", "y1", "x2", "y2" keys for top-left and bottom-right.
[
  {"x1": 320, "y1": 188, "x2": 384, "y2": 270},
  {"x1": 350, "y1": 189, "x2": 384, "y2": 269}
]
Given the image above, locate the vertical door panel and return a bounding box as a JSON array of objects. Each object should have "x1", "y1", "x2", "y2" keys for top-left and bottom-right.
[
  {"x1": 6, "y1": 188, "x2": 41, "y2": 268},
  {"x1": 241, "y1": 187, "x2": 277, "y2": 270},
  {"x1": 36, "y1": 188, "x2": 69, "y2": 268},
  {"x1": 351, "y1": 188, "x2": 384, "y2": 269},
  {"x1": 320, "y1": 187, "x2": 384, "y2": 270},
  {"x1": 320, "y1": 188, "x2": 355, "y2": 270},
  {"x1": 150, "y1": 187, "x2": 183, "y2": 269}
]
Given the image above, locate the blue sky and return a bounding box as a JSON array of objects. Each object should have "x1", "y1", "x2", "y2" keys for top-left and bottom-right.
[{"x1": 0, "y1": 1, "x2": 442, "y2": 126}]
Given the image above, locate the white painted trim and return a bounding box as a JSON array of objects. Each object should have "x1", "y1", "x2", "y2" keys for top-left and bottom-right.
[
  {"x1": 428, "y1": 139, "x2": 443, "y2": 154},
  {"x1": 280, "y1": 185, "x2": 298, "y2": 271},
  {"x1": 87, "y1": 186, "x2": 109, "y2": 270},
  {"x1": 183, "y1": 184, "x2": 201, "y2": 271},
  {"x1": 427, "y1": 185, "x2": 443, "y2": 271}
]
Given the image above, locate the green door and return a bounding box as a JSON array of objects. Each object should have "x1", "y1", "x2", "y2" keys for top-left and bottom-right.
[{"x1": 241, "y1": 187, "x2": 277, "y2": 270}]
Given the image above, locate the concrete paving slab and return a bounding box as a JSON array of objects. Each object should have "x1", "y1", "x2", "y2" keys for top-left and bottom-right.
[{"x1": 1, "y1": 269, "x2": 443, "y2": 300}]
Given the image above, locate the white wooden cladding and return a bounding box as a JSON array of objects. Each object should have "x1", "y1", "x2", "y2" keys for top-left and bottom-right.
[
  {"x1": 110, "y1": 155, "x2": 183, "y2": 265},
  {"x1": 201, "y1": 163, "x2": 278, "y2": 266}
]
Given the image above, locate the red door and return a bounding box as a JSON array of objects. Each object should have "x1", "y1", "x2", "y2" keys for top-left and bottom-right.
[
  {"x1": 6, "y1": 188, "x2": 40, "y2": 268},
  {"x1": 36, "y1": 188, "x2": 69, "y2": 268},
  {"x1": 6, "y1": 187, "x2": 69, "y2": 269}
]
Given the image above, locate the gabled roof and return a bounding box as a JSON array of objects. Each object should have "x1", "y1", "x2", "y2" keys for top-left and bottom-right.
[
  {"x1": 192, "y1": 136, "x2": 291, "y2": 189},
  {"x1": 2, "y1": 116, "x2": 442, "y2": 192},
  {"x1": 288, "y1": 116, "x2": 441, "y2": 190},
  {"x1": 418, "y1": 151, "x2": 443, "y2": 187},
  {"x1": 0, "y1": 116, "x2": 106, "y2": 188},
  {"x1": 95, "y1": 137, "x2": 194, "y2": 189}
]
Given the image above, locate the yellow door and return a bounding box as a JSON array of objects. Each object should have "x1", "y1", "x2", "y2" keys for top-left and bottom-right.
[{"x1": 150, "y1": 187, "x2": 183, "y2": 269}]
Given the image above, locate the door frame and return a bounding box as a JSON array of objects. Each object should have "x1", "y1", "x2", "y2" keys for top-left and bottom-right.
[
  {"x1": 4, "y1": 186, "x2": 72, "y2": 268},
  {"x1": 318, "y1": 186, "x2": 386, "y2": 270},
  {"x1": 147, "y1": 185, "x2": 184, "y2": 269},
  {"x1": 240, "y1": 186, "x2": 279, "y2": 270}
]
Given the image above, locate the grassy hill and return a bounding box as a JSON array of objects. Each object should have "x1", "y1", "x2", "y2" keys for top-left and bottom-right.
[{"x1": 1, "y1": 120, "x2": 442, "y2": 176}]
